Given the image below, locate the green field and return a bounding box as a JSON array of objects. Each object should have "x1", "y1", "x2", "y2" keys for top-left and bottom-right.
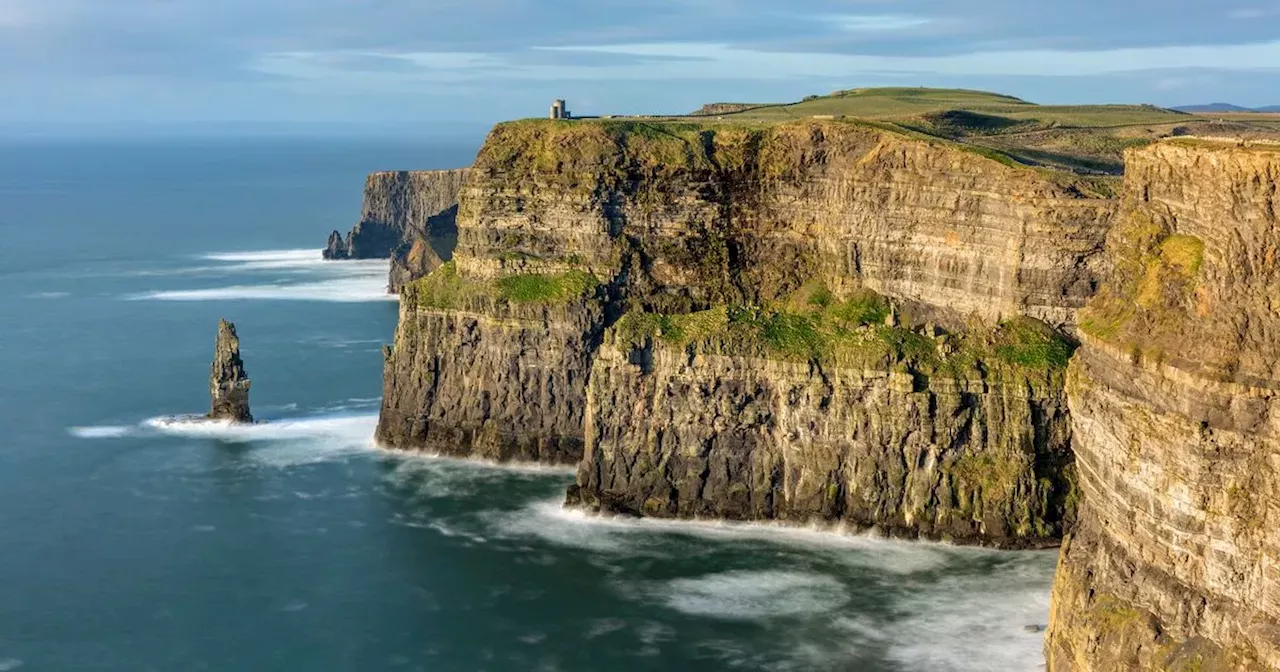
[{"x1": 620, "y1": 87, "x2": 1280, "y2": 174}]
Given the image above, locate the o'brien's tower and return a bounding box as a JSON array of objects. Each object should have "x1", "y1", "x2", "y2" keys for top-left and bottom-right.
[{"x1": 549, "y1": 99, "x2": 571, "y2": 120}]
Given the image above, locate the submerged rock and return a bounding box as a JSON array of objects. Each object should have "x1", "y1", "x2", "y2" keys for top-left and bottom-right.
[{"x1": 208, "y1": 319, "x2": 252, "y2": 423}]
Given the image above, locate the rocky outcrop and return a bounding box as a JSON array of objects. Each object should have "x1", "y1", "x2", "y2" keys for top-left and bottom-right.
[
  {"x1": 1045, "y1": 140, "x2": 1280, "y2": 670},
  {"x1": 208, "y1": 319, "x2": 252, "y2": 423},
  {"x1": 376, "y1": 118, "x2": 1115, "y2": 543},
  {"x1": 324, "y1": 169, "x2": 470, "y2": 291}
]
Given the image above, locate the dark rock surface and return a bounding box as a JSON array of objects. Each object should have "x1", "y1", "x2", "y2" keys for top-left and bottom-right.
[
  {"x1": 324, "y1": 170, "x2": 469, "y2": 292},
  {"x1": 323, "y1": 230, "x2": 350, "y2": 260},
  {"x1": 572, "y1": 329, "x2": 1075, "y2": 548},
  {"x1": 208, "y1": 319, "x2": 252, "y2": 423}
]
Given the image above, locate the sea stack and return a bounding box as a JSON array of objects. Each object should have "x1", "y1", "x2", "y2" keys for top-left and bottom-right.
[{"x1": 208, "y1": 319, "x2": 252, "y2": 423}]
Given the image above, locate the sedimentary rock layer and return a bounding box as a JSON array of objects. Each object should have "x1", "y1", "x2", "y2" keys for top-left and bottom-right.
[
  {"x1": 568, "y1": 315, "x2": 1076, "y2": 547},
  {"x1": 324, "y1": 169, "x2": 469, "y2": 291},
  {"x1": 1046, "y1": 140, "x2": 1280, "y2": 670},
  {"x1": 453, "y1": 120, "x2": 1114, "y2": 328},
  {"x1": 376, "y1": 272, "x2": 603, "y2": 464},
  {"x1": 377, "y1": 118, "x2": 1114, "y2": 542}
]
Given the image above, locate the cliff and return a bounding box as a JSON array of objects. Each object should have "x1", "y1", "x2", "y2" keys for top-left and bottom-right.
[
  {"x1": 568, "y1": 306, "x2": 1077, "y2": 546},
  {"x1": 376, "y1": 118, "x2": 1115, "y2": 542},
  {"x1": 1045, "y1": 140, "x2": 1280, "y2": 669},
  {"x1": 378, "y1": 263, "x2": 603, "y2": 464},
  {"x1": 208, "y1": 319, "x2": 252, "y2": 423},
  {"x1": 324, "y1": 169, "x2": 469, "y2": 292},
  {"x1": 449, "y1": 120, "x2": 1113, "y2": 329}
]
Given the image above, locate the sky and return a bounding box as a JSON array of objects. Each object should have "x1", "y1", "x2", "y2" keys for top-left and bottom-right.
[{"x1": 2, "y1": 0, "x2": 1280, "y2": 134}]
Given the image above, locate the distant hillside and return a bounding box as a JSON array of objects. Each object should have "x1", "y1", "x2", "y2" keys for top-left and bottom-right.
[
  {"x1": 689, "y1": 102, "x2": 768, "y2": 116},
  {"x1": 673, "y1": 87, "x2": 1280, "y2": 175},
  {"x1": 1175, "y1": 103, "x2": 1280, "y2": 113}
]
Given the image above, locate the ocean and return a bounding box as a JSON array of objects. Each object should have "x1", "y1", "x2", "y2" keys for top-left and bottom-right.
[{"x1": 0, "y1": 136, "x2": 1056, "y2": 671}]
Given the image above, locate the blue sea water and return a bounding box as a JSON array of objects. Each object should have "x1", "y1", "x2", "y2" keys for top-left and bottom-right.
[{"x1": 0, "y1": 136, "x2": 1057, "y2": 671}]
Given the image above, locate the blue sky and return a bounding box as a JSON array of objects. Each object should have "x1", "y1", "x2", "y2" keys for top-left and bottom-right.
[{"x1": 3, "y1": 0, "x2": 1279, "y2": 133}]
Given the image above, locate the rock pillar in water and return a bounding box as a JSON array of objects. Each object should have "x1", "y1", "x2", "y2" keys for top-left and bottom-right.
[
  {"x1": 323, "y1": 230, "x2": 350, "y2": 260},
  {"x1": 208, "y1": 319, "x2": 252, "y2": 423}
]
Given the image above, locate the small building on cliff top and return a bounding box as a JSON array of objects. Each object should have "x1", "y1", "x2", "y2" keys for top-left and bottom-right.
[{"x1": 550, "y1": 99, "x2": 571, "y2": 120}]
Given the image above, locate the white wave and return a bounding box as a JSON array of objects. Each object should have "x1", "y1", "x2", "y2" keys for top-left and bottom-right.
[
  {"x1": 162, "y1": 413, "x2": 376, "y2": 467},
  {"x1": 382, "y1": 450, "x2": 577, "y2": 478},
  {"x1": 203, "y1": 249, "x2": 320, "y2": 264},
  {"x1": 132, "y1": 277, "x2": 394, "y2": 303},
  {"x1": 656, "y1": 570, "x2": 850, "y2": 620},
  {"x1": 68, "y1": 425, "x2": 133, "y2": 439},
  {"x1": 490, "y1": 500, "x2": 958, "y2": 573},
  {"x1": 145, "y1": 413, "x2": 375, "y2": 443},
  {"x1": 27, "y1": 291, "x2": 69, "y2": 299},
  {"x1": 477, "y1": 497, "x2": 1054, "y2": 668},
  {"x1": 885, "y1": 552, "x2": 1057, "y2": 672},
  {"x1": 381, "y1": 455, "x2": 574, "y2": 508},
  {"x1": 130, "y1": 248, "x2": 394, "y2": 303},
  {"x1": 0, "y1": 658, "x2": 23, "y2": 671},
  {"x1": 202, "y1": 249, "x2": 383, "y2": 275},
  {"x1": 62, "y1": 412, "x2": 378, "y2": 467}
]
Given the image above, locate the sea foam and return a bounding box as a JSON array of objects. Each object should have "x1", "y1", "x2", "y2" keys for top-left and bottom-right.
[
  {"x1": 67, "y1": 425, "x2": 133, "y2": 439},
  {"x1": 69, "y1": 411, "x2": 381, "y2": 468},
  {"x1": 129, "y1": 249, "x2": 395, "y2": 303}
]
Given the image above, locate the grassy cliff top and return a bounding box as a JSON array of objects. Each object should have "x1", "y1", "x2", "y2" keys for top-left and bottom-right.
[
  {"x1": 565, "y1": 87, "x2": 1280, "y2": 175},
  {"x1": 480, "y1": 115, "x2": 1120, "y2": 197}
]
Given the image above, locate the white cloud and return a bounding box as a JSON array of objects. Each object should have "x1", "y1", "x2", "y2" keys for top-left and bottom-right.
[
  {"x1": 1227, "y1": 7, "x2": 1271, "y2": 19},
  {"x1": 828, "y1": 14, "x2": 931, "y2": 32},
  {"x1": 534, "y1": 40, "x2": 1280, "y2": 79},
  {"x1": 246, "y1": 39, "x2": 1280, "y2": 97}
]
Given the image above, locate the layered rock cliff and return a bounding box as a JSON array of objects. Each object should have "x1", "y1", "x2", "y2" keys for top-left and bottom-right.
[
  {"x1": 324, "y1": 169, "x2": 469, "y2": 292},
  {"x1": 568, "y1": 306, "x2": 1077, "y2": 546},
  {"x1": 376, "y1": 118, "x2": 1115, "y2": 542},
  {"x1": 1046, "y1": 140, "x2": 1280, "y2": 669}
]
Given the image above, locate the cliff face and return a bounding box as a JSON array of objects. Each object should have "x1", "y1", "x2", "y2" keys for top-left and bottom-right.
[
  {"x1": 1046, "y1": 141, "x2": 1280, "y2": 670},
  {"x1": 376, "y1": 265, "x2": 603, "y2": 464},
  {"x1": 324, "y1": 169, "x2": 469, "y2": 292},
  {"x1": 376, "y1": 119, "x2": 1114, "y2": 542},
  {"x1": 453, "y1": 121, "x2": 1113, "y2": 329},
  {"x1": 569, "y1": 311, "x2": 1076, "y2": 546}
]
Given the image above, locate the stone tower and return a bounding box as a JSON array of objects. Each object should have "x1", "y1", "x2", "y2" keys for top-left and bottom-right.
[{"x1": 549, "y1": 99, "x2": 570, "y2": 120}]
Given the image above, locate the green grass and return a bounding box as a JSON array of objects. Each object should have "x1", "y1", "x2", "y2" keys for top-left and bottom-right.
[
  {"x1": 718, "y1": 88, "x2": 1036, "y2": 122},
  {"x1": 495, "y1": 271, "x2": 598, "y2": 303},
  {"x1": 669, "y1": 87, "x2": 1280, "y2": 174},
  {"x1": 405, "y1": 261, "x2": 599, "y2": 309},
  {"x1": 611, "y1": 284, "x2": 1074, "y2": 385},
  {"x1": 992, "y1": 317, "x2": 1078, "y2": 368}
]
